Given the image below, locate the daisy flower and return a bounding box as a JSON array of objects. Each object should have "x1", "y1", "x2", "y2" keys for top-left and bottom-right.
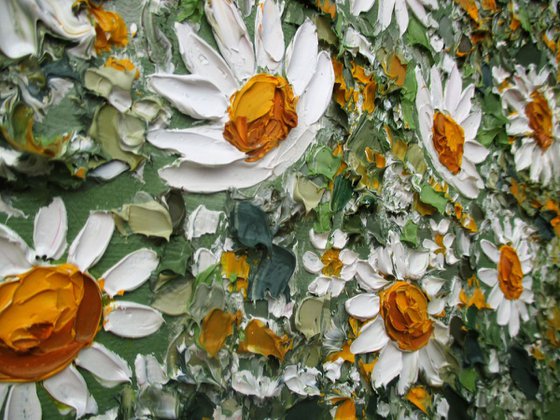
[
  {"x1": 350, "y1": 0, "x2": 438, "y2": 36},
  {"x1": 303, "y1": 229, "x2": 358, "y2": 297},
  {"x1": 415, "y1": 62, "x2": 490, "y2": 198},
  {"x1": 147, "y1": 0, "x2": 334, "y2": 193},
  {"x1": 477, "y1": 218, "x2": 535, "y2": 337},
  {"x1": 0, "y1": 197, "x2": 163, "y2": 418},
  {"x1": 345, "y1": 233, "x2": 449, "y2": 394},
  {"x1": 495, "y1": 65, "x2": 560, "y2": 185},
  {"x1": 422, "y1": 219, "x2": 459, "y2": 269}
]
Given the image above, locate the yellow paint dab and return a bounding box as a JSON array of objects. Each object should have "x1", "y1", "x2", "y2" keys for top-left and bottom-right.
[
  {"x1": 199, "y1": 309, "x2": 239, "y2": 358},
  {"x1": 406, "y1": 386, "x2": 432, "y2": 414},
  {"x1": 335, "y1": 398, "x2": 356, "y2": 420},
  {"x1": 238, "y1": 319, "x2": 293, "y2": 360}
]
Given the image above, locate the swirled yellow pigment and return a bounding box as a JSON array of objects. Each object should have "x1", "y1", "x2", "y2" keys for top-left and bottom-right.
[
  {"x1": 0, "y1": 264, "x2": 102, "y2": 382},
  {"x1": 498, "y1": 245, "x2": 524, "y2": 300},
  {"x1": 223, "y1": 74, "x2": 298, "y2": 162},
  {"x1": 526, "y1": 90, "x2": 553, "y2": 151},
  {"x1": 432, "y1": 112, "x2": 465, "y2": 174},
  {"x1": 379, "y1": 282, "x2": 433, "y2": 352}
]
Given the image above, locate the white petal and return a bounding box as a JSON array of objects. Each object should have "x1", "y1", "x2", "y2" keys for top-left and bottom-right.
[
  {"x1": 464, "y1": 141, "x2": 489, "y2": 164},
  {"x1": 453, "y1": 84, "x2": 474, "y2": 122},
  {"x1": 487, "y1": 285, "x2": 503, "y2": 309},
  {"x1": 429, "y1": 66, "x2": 443, "y2": 110},
  {"x1": 461, "y1": 110, "x2": 481, "y2": 140},
  {"x1": 428, "y1": 298, "x2": 445, "y2": 315},
  {"x1": 340, "y1": 263, "x2": 357, "y2": 281},
  {"x1": 329, "y1": 278, "x2": 346, "y2": 297},
  {"x1": 0, "y1": 384, "x2": 8, "y2": 409},
  {"x1": 397, "y1": 351, "x2": 419, "y2": 394},
  {"x1": 394, "y1": 0, "x2": 409, "y2": 36},
  {"x1": 175, "y1": 22, "x2": 238, "y2": 95},
  {"x1": 332, "y1": 229, "x2": 349, "y2": 249},
  {"x1": 514, "y1": 141, "x2": 535, "y2": 170},
  {"x1": 4, "y1": 383, "x2": 41, "y2": 420},
  {"x1": 158, "y1": 159, "x2": 272, "y2": 193},
  {"x1": 478, "y1": 268, "x2": 498, "y2": 287},
  {"x1": 340, "y1": 249, "x2": 358, "y2": 265},
  {"x1": 149, "y1": 74, "x2": 227, "y2": 120},
  {"x1": 444, "y1": 65, "x2": 462, "y2": 114},
  {"x1": 373, "y1": 342, "x2": 403, "y2": 388},
  {"x1": 508, "y1": 303, "x2": 520, "y2": 336},
  {"x1": 297, "y1": 51, "x2": 335, "y2": 125},
  {"x1": 356, "y1": 261, "x2": 390, "y2": 291},
  {"x1": 285, "y1": 19, "x2": 318, "y2": 96},
  {"x1": 101, "y1": 249, "x2": 159, "y2": 297},
  {"x1": 422, "y1": 276, "x2": 445, "y2": 297},
  {"x1": 43, "y1": 365, "x2": 97, "y2": 418},
  {"x1": 309, "y1": 229, "x2": 329, "y2": 250},
  {"x1": 33, "y1": 197, "x2": 67, "y2": 260},
  {"x1": 345, "y1": 293, "x2": 380, "y2": 319},
  {"x1": 204, "y1": 0, "x2": 255, "y2": 81},
  {"x1": 266, "y1": 124, "x2": 318, "y2": 175},
  {"x1": 406, "y1": 0, "x2": 432, "y2": 28},
  {"x1": 185, "y1": 205, "x2": 224, "y2": 240},
  {"x1": 302, "y1": 251, "x2": 323, "y2": 273},
  {"x1": 0, "y1": 224, "x2": 32, "y2": 277},
  {"x1": 307, "y1": 276, "x2": 332, "y2": 296},
  {"x1": 497, "y1": 300, "x2": 511, "y2": 326},
  {"x1": 134, "y1": 354, "x2": 168, "y2": 387},
  {"x1": 480, "y1": 239, "x2": 500, "y2": 263},
  {"x1": 89, "y1": 160, "x2": 129, "y2": 180},
  {"x1": 419, "y1": 341, "x2": 446, "y2": 386},
  {"x1": 378, "y1": 0, "x2": 396, "y2": 31},
  {"x1": 68, "y1": 212, "x2": 114, "y2": 272},
  {"x1": 147, "y1": 127, "x2": 246, "y2": 165},
  {"x1": 104, "y1": 301, "x2": 164, "y2": 338},
  {"x1": 350, "y1": 317, "x2": 390, "y2": 354},
  {"x1": 507, "y1": 117, "x2": 531, "y2": 136},
  {"x1": 255, "y1": 0, "x2": 284, "y2": 72},
  {"x1": 75, "y1": 342, "x2": 132, "y2": 387},
  {"x1": 405, "y1": 251, "x2": 429, "y2": 279},
  {"x1": 350, "y1": 0, "x2": 376, "y2": 15}
]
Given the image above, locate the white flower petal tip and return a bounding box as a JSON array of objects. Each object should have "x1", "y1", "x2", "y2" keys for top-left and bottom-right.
[
  {"x1": 159, "y1": 159, "x2": 273, "y2": 193},
  {"x1": 350, "y1": 0, "x2": 375, "y2": 16},
  {"x1": 204, "y1": 0, "x2": 255, "y2": 81},
  {"x1": 76, "y1": 343, "x2": 132, "y2": 387},
  {"x1": 350, "y1": 318, "x2": 389, "y2": 354},
  {"x1": 283, "y1": 365, "x2": 321, "y2": 396},
  {"x1": 148, "y1": 74, "x2": 228, "y2": 120},
  {"x1": 372, "y1": 343, "x2": 403, "y2": 389},
  {"x1": 175, "y1": 22, "x2": 238, "y2": 95},
  {"x1": 147, "y1": 127, "x2": 246, "y2": 165},
  {"x1": 4, "y1": 383, "x2": 42, "y2": 420},
  {"x1": 255, "y1": 0, "x2": 285, "y2": 72},
  {"x1": 345, "y1": 294, "x2": 380, "y2": 320},
  {"x1": 286, "y1": 19, "x2": 318, "y2": 96},
  {"x1": 89, "y1": 161, "x2": 130, "y2": 181},
  {"x1": 0, "y1": 224, "x2": 32, "y2": 277},
  {"x1": 297, "y1": 51, "x2": 335, "y2": 126},
  {"x1": 101, "y1": 249, "x2": 159, "y2": 297},
  {"x1": 135, "y1": 354, "x2": 168, "y2": 387},
  {"x1": 68, "y1": 212, "x2": 115, "y2": 272},
  {"x1": 43, "y1": 365, "x2": 98, "y2": 418},
  {"x1": 104, "y1": 301, "x2": 164, "y2": 338},
  {"x1": 33, "y1": 197, "x2": 67, "y2": 260}
]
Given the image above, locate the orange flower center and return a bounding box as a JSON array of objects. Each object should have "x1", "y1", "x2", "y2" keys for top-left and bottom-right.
[
  {"x1": 379, "y1": 281, "x2": 433, "y2": 351},
  {"x1": 321, "y1": 248, "x2": 343, "y2": 277},
  {"x1": 0, "y1": 264, "x2": 102, "y2": 382},
  {"x1": 497, "y1": 245, "x2": 524, "y2": 300},
  {"x1": 432, "y1": 111, "x2": 465, "y2": 175},
  {"x1": 526, "y1": 90, "x2": 553, "y2": 151},
  {"x1": 223, "y1": 74, "x2": 298, "y2": 162}
]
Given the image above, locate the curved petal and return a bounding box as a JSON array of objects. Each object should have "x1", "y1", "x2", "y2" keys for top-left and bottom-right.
[
  {"x1": 285, "y1": 19, "x2": 318, "y2": 96},
  {"x1": 464, "y1": 141, "x2": 489, "y2": 164},
  {"x1": 307, "y1": 276, "x2": 332, "y2": 296},
  {"x1": 487, "y1": 285, "x2": 504, "y2": 309},
  {"x1": 480, "y1": 239, "x2": 500, "y2": 263},
  {"x1": 255, "y1": 0, "x2": 284, "y2": 72},
  {"x1": 204, "y1": 0, "x2": 255, "y2": 81},
  {"x1": 0, "y1": 224, "x2": 32, "y2": 277},
  {"x1": 394, "y1": 0, "x2": 409, "y2": 36},
  {"x1": 4, "y1": 383, "x2": 41, "y2": 420},
  {"x1": 397, "y1": 350, "x2": 419, "y2": 394},
  {"x1": 444, "y1": 65, "x2": 462, "y2": 114},
  {"x1": 159, "y1": 159, "x2": 272, "y2": 193},
  {"x1": 428, "y1": 66, "x2": 443, "y2": 111},
  {"x1": 356, "y1": 261, "x2": 390, "y2": 291},
  {"x1": 372, "y1": 342, "x2": 403, "y2": 388},
  {"x1": 175, "y1": 22, "x2": 238, "y2": 96},
  {"x1": 147, "y1": 127, "x2": 246, "y2": 165},
  {"x1": 104, "y1": 301, "x2": 164, "y2": 338},
  {"x1": 302, "y1": 251, "x2": 323, "y2": 273},
  {"x1": 350, "y1": 317, "x2": 390, "y2": 354},
  {"x1": 266, "y1": 125, "x2": 318, "y2": 175},
  {"x1": 461, "y1": 110, "x2": 481, "y2": 140},
  {"x1": 309, "y1": 229, "x2": 329, "y2": 250},
  {"x1": 75, "y1": 342, "x2": 132, "y2": 387},
  {"x1": 89, "y1": 160, "x2": 129, "y2": 181},
  {"x1": 478, "y1": 268, "x2": 498, "y2": 287},
  {"x1": 101, "y1": 249, "x2": 159, "y2": 297},
  {"x1": 508, "y1": 303, "x2": 520, "y2": 336},
  {"x1": 350, "y1": 0, "x2": 376, "y2": 15},
  {"x1": 68, "y1": 212, "x2": 114, "y2": 272},
  {"x1": 496, "y1": 300, "x2": 511, "y2": 326},
  {"x1": 332, "y1": 229, "x2": 349, "y2": 249},
  {"x1": 149, "y1": 74, "x2": 228, "y2": 120},
  {"x1": 33, "y1": 197, "x2": 67, "y2": 260},
  {"x1": 378, "y1": 0, "x2": 396, "y2": 31},
  {"x1": 452, "y1": 84, "x2": 474, "y2": 122},
  {"x1": 43, "y1": 365, "x2": 97, "y2": 418},
  {"x1": 297, "y1": 51, "x2": 335, "y2": 126},
  {"x1": 345, "y1": 293, "x2": 380, "y2": 319}
]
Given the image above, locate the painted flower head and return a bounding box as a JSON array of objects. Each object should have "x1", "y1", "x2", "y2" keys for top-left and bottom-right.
[
  {"x1": 477, "y1": 218, "x2": 535, "y2": 337},
  {"x1": 416, "y1": 62, "x2": 489, "y2": 198},
  {"x1": 494, "y1": 65, "x2": 560, "y2": 185},
  {"x1": 303, "y1": 229, "x2": 358, "y2": 297},
  {"x1": 147, "y1": 0, "x2": 334, "y2": 193},
  {"x1": 0, "y1": 197, "x2": 162, "y2": 417},
  {"x1": 422, "y1": 218, "x2": 459, "y2": 269}
]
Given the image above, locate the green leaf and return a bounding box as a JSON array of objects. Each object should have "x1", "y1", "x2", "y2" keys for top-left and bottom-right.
[
  {"x1": 113, "y1": 199, "x2": 173, "y2": 240},
  {"x1": 151, "y1": 277, "x2": 193, "y2": 316},
  {"x1": 331, "y1": 175, "x2": 353, "y2": 212},
  {"x1": 400, "y1": 220, "x2": 419, "y2": 247},
  {"x1": 230, "y1": 201, "x2": 272, "y2": 249},
  {"x1": 177, "y1": 0, "x2": 205, "y2": 23},
  {"x1": 286, "y1": 398, "x2": 328, "y2": 420},
  {"x1": 509, "y1": 345, "x2": 539, "y2": 399},
  {"x1": 406, "y1": 15, "x2": 432, "y2": 51},
  {"x1": 459, "y1": 368, "x2": 478, "y2": 393},
  {"x1": 464, "y1": 330, "x2": 485, "y2": 367},
  {"x1": 164, "y1": 189, "x2": 186, "y2": 234},
  {"x1": 419, "y1": 184, "x2": 447, "y2": 214},
  {"x1": 158, "y1": 236, "x2": 192, "y2": 276},
  {"x1": 307, "y1": 146, "x2": 342, "y2": 180},
  {"x1": 313, "y1": 202, "x2": 332, "y2": 233},
  {"x1": 295, "y1": 296, "x2": 331, "y2": 340},
  {"x1": 251, "y1": 245, "x2": 296, "y2": 300}
]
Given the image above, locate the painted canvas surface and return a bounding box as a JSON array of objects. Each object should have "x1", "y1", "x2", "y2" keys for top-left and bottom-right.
[{"x1": 0, "y1": 0, "x2": 559, "y2": 418}]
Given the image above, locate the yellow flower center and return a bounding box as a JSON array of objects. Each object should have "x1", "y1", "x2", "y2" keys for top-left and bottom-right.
[
  {"x1": 432, "y1": 111, "x2": 465, "y2": 175},
  {"x1": 321, "y1": 248, "x2": 343, "y2": 277},
  {"x1": 379, "y1": 281, "x2": 433, "y2": 352},
  {"x1": 223, "y1": 74, "x2": 298, "y2": 162},
  {"x1": 0, "y1": 264, "x2": 102, "y2": 382},
  {"x1": 498, "y1": 245, "x2": 524, "y2": 300},
  {"x1": 526, "y1": 90, "x2": 553, "y2": 151}
]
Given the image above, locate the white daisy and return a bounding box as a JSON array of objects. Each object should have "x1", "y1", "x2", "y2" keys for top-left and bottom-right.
[
  {"x1": 350, "y1": 0, "x2": 438, "y2": 36},
  {"x1": 416, "y1": 62, "x2": 490, "y2": 198},
  {"x1": 345, "y1": 232, "x2": 449, "y2": 394},
  {"x1": 477, "y1": 218, "x2": 535, "y2": 337},
  {"x1": 0, "y1": 197, "x2": 163, "y2": 418},
  {"x1": 495, "y1": 65, "x2": 560, "y2": 185},
  {"x1": 147, "y1": 0, "x2": 334, "y2": 193},
  {"x1": 303, "y1": 229, "x2": 358, "y2": 297},
  {"x1": 422, "y1": 219, "x2": 459, "y2": 269}
]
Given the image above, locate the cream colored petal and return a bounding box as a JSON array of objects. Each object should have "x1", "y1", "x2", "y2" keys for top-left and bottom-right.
[
  {"x1": 406, "y1": 0, "x2": 433, "y2": 28},
  {"x1": 453, "y1": 84, "x2": 474, "y2": 122},
  {"x1": 104, "y1": 301, "x2": 164, "y2": 338},
  {"x1": 461, "y1": 110, "x2": 481, "y2": 140},
  {"x1": 419, "y1": 340, "x2": 446, "y2": 386},
  {"x1": 397, "y1": 350, "x2": 419, "y2": 394},
  {"x1": 303, "y1": 251, "x2": 323, "y2": 273},
  {"x1": 307, "y1": 276, "x2": 332, "y2": 296},
  {"x1": 147, "y1": 127, "x2": 246, "y2": 165},
  {"x1": 43, "y1": 365, "x2": 97, "y2": 418},
  {"x1": 33, "y1": 197, "x2": 67, "y2": 260},
  {"x1": 297, "y1": 51, "x2": 335, "y2": 126},
  {"x1": 101, "y1": 249, "x2": 159, "y2": 297},
  {"x1": 444, "y1": 65, "x2": 462, "y2": 114},
  {"x1": 350, "y1": 0, "x2": 376, "y2": 15},
  {"x1": 0, "y1": 224, "x2": 32, "y2": 277},
  {"x1": 372, "y1": 342, "x2": 403, "y2": 388},
  {"x1": 76, "y1": 342, "x2": 132, "y2": 387},
  {"x1": 378, "y1": 0, "x2": 396, "y2": 31},
  {"x1": 309, "y1": 229, "x2": 329, "y2": 250},
  {"x1": 478, "y1": 268, "x2": 498, "y2": 287},
  {"x1": 345, "y1": 293, "x2": 380, "y2": 320},
  {"x1": 255, "y1": 0, "x2": 284, "y2": 72},
  {"x1": 285, "y1": 19, "x2": 318, "y2": 96},
  {"x1": 394, "y1": 0, "x2": 409, "y2": 36},
  {"x1": 464, "y1": 141, "x2": 489, "y2": 164},
  {"x1": 149, "y1": 74, "x2": 228, "y2": 120},
  {"x1": 89, "y1": 161, "x2": 129, "y2": 181},
  {"x1": 4, "y1": 383, "x2": 41, "y2": 420},
  {"x1": 508, "y1": 303, "x2": 520, "y2": 336},
  {"x1": 497, "y1": 299, "x2": 511, "y2": 326},
  {"x1": 487, "y1": 285, "x2": 503, "y2": 309},
  {"x1": 350, "y1": 317, "x2": 390, "y2": 354},
  {"x1": 356, "y1": 261, "x2": 390, "y2": 291},
  {"x1": 429, "y1": 66, "x2": 443, "y2": 110},
  {"x1": 68, "y1": 212, "x2": 114, "y2": 272},
  {"x1": 175, "y1": 22, "x2": 238, "y2": 96},
  {"x1": 480, "y1": 239, "x2": 500, "y2": 263}
]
